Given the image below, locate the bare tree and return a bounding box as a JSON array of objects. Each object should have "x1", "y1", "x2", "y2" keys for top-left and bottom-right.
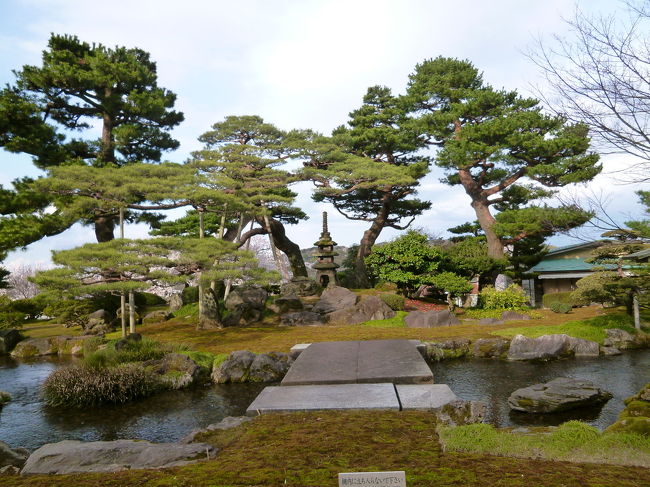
[
  {"x1": 6, "y1": 264, "x2": 43, "y2": 299},
  {"x1": 530, "y1": 1, "x2": 650, "y2": 181}
]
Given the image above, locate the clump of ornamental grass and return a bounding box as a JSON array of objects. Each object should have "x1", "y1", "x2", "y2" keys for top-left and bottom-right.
[
  {"x1": 43, "y1": 363, "x2": 162, "y2": 407},
  {"x1": 83, "y1": 337, "x2": 185, "y2": 368}
]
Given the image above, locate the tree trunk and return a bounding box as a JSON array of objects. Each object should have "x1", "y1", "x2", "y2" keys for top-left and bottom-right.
[
  {"x1": 257, "y1": 217, "x2": 308, "y2": 278},
  {"x1": 355, "y1": 206, "x2": 389, "y2": 289},
  {"x1": 471, "y1": 198, "x2": 504, "y2": 259},
  {"x1": 94, "y1": 215, "x2": 115, "y2": 242},
  {"x1": 128, "y1": 291, "x2": 136, "y2": 334},
  {"x1": 633, "y1": 293, "x2": 641, "y2": 330},
  {"x1": 120, "y1": 293, "x2": 126, "y2": 338},
  {"x1": 100, "y1": 89, "x2": 115, "y2": 165}
]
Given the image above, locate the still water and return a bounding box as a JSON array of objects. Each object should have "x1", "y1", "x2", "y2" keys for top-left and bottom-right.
[
  {"x1": 1, "y1": 351, "x2": 648, "y2": 450},
  {"x1": 0, "y1": 356, "x2": 265, "y2": 450},
  {"x1": 431, "y1": 349, "x2": 650, "y2": 429}
]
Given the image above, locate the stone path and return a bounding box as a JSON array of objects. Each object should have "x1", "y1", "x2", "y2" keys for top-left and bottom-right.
[
  {"x1": 247, "y1": 340, "x2": 459, "y2": 415},
  {"x1": 281, "y1": 339, "x2": 433, "y2": 386}
]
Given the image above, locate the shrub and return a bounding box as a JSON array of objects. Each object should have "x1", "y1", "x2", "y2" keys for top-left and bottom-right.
[
  {"x1": 134, "y1": 292, "x2": 166, "y2": 307},
  {"x1": 182, "y1": 286, "x2": 199, "y2": 304},
  {"x1": 43, "y1": 299, "x2": 95, "y2": 327},
  {"x1": 465, "y1": 308, "x2": 542, "y2": 320},
  {"x1": 374, "y1": 282, "x2": 398, "y2": 292},
  {"x1": 379, "y1": 293, "x2": 405, "y2": 311},
  {"x1": 43, "y1": 363, "x2": 162, "y2": 407},
  {"x1": 550, "y1": 302, "x2": 572, "y2": 314},
  {"x1": 479, "y1": 284, "x2": 528, "y2": 310},
  {"x1": 83, "y1": 338, "x2": 174, "y2": 368},
  {"x1": 542, "y1": 291, "x2": 574, "y2": 308},
  {"x1": 9, "y1": 295, "x2": 48, "y2": 319}
]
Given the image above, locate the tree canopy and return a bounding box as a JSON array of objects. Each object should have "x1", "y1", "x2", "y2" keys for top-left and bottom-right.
[{"x1": 406, "y1": 56, "x2": 600, "y2": 259}]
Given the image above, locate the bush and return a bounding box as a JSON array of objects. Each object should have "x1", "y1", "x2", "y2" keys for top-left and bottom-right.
[
  {"x1": 43, "y1": 299, "x2": 96, "y2": 327},
  {"x1": 374, "y1": 282, "x2": 398, "y2": 292},
  {"x1": 465, "y1": 308, "x2": 542, "y2": 320},
  {"x1": 542, "y1": 291, "x2": 574, "y2": 308},
  {"x1": 379, "y1": 293, "x2": 406, "y2": 311},
  {"x1": 134, "y1": 292, "x2": 166, "y2": 307},
  {"x1": 83, "y1": 338, "x2": 176, "y2": 368},
  {"x1": 182, "y1": 286, "x2": 199, "y2": 304},
  {"x1": 9, "y1": 295, "x2": 48, "y2": 319},
  {"x1": 550, "y1": 302, "x2": 573, "y2": 314},
  {"x1": 43, "y1": 363, "x2": 162, "y2": 407},
  {"x1": 479, "y1": 285, "x2": 528, "y2": 310}
]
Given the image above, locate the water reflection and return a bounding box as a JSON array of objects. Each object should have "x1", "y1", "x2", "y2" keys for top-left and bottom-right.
[
  {"x1": 431, "y1": 350, "x2": 650, "y2": 429},
  {"x1": 0, "y1": 356, "x2": 264, "y2": 450}
]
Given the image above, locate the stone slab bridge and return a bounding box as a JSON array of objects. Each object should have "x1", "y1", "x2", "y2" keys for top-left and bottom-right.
[{"x1": 246, "y1": 339, "x2": 459, "y2": 415}]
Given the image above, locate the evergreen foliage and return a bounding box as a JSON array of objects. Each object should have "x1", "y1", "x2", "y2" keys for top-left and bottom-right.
[
  {"x1": 479, "y1": 285, "x2": 528, "y2": 310},
  {"x1": 406, "y1": 56, "x2": 600, "y2": 258}
]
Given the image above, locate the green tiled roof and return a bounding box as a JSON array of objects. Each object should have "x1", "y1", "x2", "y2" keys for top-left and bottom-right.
[{"x1": 529, "y1": 258, "x2": 596, "y2": 273}]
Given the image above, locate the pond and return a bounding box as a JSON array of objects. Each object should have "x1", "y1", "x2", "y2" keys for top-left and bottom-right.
[
  {"x1": 1, "y1": 350, "x2": 648, "y2": 451},
  {"x1": 0, "y1": 356, "x2": 265, "y2": 450},
  {"x1": 431, "y1": 349, "x2": 650, "y2": 429}
]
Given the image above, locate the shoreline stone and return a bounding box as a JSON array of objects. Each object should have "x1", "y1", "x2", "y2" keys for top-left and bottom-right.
[{"x1": 508, "y1": 377, "x2": 612, "y2": 413}]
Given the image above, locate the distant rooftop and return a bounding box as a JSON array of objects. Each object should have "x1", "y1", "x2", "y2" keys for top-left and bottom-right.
[{"x1": 545, "y1": 241, "x2": 605, "y2": 256}]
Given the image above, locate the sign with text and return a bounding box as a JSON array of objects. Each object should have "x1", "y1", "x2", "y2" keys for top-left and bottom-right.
[{"x1": 338, "y1": 471, "x2": 406, "y2": 486}]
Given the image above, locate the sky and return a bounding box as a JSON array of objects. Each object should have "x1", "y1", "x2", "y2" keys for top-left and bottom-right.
[{"x1": 0, "y1": 0, "x2": 648, "y2": 269}]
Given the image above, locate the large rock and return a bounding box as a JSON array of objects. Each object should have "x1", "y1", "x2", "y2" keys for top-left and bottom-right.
[
  {"x1": 500, "y1": 310, "x2": 530, "y2": 321},
  {"x1": 142, "y1": 310, "x2": 173, "y2": 325},
  {"x1": 433, "y1": 400, "x2": 487, "y2": 426},
  {"x1": 327, "y1": 296, "x2": 396, "y2": 325},
  {"x1": 423, "y1": 339, "x2": 471, "y2": 361},
  {"x1": 603, "y1": 328, "x2": 648, "y2": 349},
  {"x1": 146, "y1": 353, "x2": 203, "y2": 389},
  {"x1": 405, "y1": 309, "x2": 460, "y2": 328},
  {"x1": 507, "y1": 334, "x2": 573, "y2": 361},
  {"x1": 0, "y1": 390, "x2": 11, "y2": 406},
  {"x1": 0, "y1": 329, "x2": 22, "y2": 354},
  {"x1": 181, "y1": 416, "x2": 252, "y2": 444},
  {"x1": 494, "y1": 274, "x2": 514, "y2": 291},
  {"x1": 10, "y1": 336, "x2": 98, "y2": 358},
  {"x1": 269, "y1": 295, "x2": 303, "y2": 314},
  {"x1": 311, "y1": 286, "x2": 357, "y2": 314},
  {"x1": 567, "y1": 336, "x2": 600, "y2": 357},
  {"x1": 168, "y1": 293, "x2": 184, "y2": 312},
  {"x1": 212, "y1": 350, "x2": 293, "y2": 383},
  {"x1": 248, "y1": 352, "x2": 294, "y2": 382},
  {"x1": 0, "y1": 441, "x2": 29, "y2": 469},
  {"x1": 508, "y1": 377, "x2": 612, "y2": 413},
  {"x1": 280, "y1": 311, "x2": 326, "y2": 327},
  {"x1": 471, "y1": 338, "x2": 510, "y2": 358},
  {"x1": 20, "y1": 439, "x2": 216, "y2": 475},
  {"x1": 86, "y1": 309, "x2": 112, "y2": 330},
  {"x1": 224, "y1": 286, "x2": 268, "y2": 312},
  {"x1": 281, "y1": 277, "x2": 322, "y2": 297},
  {"x1": 198, "y1": 288, "x2": 221, "y2": 329}
]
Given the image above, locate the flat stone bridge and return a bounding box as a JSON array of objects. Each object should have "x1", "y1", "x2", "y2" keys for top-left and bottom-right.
[{"x1": 246, "y1": 339, "x2": 459, "y2": 415}]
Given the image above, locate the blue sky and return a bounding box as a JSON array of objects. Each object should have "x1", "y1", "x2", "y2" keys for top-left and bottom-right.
[{"x1": 1, "y1": 0, "x2": 648, "y2": 268}]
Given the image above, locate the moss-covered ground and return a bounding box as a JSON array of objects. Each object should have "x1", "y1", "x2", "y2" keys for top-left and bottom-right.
[{"x1": 3, "y1": 411, "x2": 649, "y2": 487}]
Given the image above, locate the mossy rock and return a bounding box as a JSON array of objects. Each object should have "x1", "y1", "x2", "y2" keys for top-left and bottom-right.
[
  {"x1": 0, "y1": 390, "x2": 11, "y2": 406},
  {"x1": 620, "y1": 400, "x2": 650, "y2": 419},
  {"x1": 605, "y1": 417, "x2": 650, "y2": 436}
]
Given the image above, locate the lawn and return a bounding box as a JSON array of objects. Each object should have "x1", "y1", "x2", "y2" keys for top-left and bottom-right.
[{"x1": 3, "y1": 411, "x2": 649, "y2": 487}]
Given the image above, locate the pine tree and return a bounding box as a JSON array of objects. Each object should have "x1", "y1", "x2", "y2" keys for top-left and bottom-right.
[
  {"x1": 0, "y1": 33, "x2": 183, "y2": 247},
  {"x1": 406, "y1": 57, "x2": 600, "y2": 259},
  {"x1": 303, "y1": 87, "x2": 430, "y2": 287}
]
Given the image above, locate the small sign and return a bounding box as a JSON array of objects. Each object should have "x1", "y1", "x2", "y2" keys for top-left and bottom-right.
[{"x1": 338, "y1": 471, "x2": 406, "y2": 486}]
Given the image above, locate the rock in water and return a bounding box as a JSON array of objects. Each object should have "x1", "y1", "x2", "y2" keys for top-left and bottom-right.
[
  {"x1": 311, "y1": 286, "x2": 357, "y2": 314},
  {"x1": 507, "y1": 334, "x2": 600, "y2": 361},
  {"x1": 508, "y1": 377, "x2": 612, "y2": 413},
  {"x1": 0, "y1": 441, "x2": 29, "y2": 469},
  {"x1": 405, "y1": 310, "x2": 460, "y2": 328},
  {"x1": 0, "y1": 329, "x2": 22, "y2": 355},
  {"x1": 20, "y1": 439, "x2": 216, "y2": 475}
]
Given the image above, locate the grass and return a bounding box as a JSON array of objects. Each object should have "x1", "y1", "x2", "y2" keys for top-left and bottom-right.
[
  {"x1": 3, "y1": 411, "x2": 649, "y2": 487},
  {"x1": 359, "y1": 310, "x2": 408, "y2": 328},
  {"x1": 439, "y1": 420, "x2": 650, "y2": 467},
  {"x1": 492, "y1": 312, "x2": 645, "y2": 344}
]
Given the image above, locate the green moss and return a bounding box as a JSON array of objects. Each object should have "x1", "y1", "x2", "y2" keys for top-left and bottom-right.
[
  {"x1": 360, "y1": 311, "x2": 407, "y2": 328},
  {"x1": 605, "y1": 417, "x2": 650, "y2": 436},
  {"x1": 12, "y1": 344, "x2": 39, "y2": 358},
  {"x1": 212, "y1": 353, "x2": 229, "y2": 370},
  {"x1": 178, "y1": 350, "x2": 216, "y2": 371},
  {"x1": 620, "y1": 400, "x2": 650, "y2": 418}
]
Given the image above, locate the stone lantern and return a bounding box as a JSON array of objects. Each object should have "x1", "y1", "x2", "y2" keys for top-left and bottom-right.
[{"x1": 313, "y1": 211, "x2": 340, "y2": 288}]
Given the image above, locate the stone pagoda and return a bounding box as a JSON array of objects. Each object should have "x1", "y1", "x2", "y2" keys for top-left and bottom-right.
[{"x1": 313, "y1": 211, "x2": 340, "y2": 288}]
